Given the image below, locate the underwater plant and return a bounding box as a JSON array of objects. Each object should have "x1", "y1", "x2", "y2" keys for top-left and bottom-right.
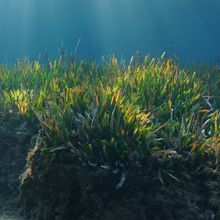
[{"x1": 0, "y1": 54, "x2": 219, "y2": 171}]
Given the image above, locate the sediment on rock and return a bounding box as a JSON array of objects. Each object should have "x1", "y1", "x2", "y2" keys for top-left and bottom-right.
[
  {"x1": 20, "y1": 148, "x2": 220, "y2": 220},
  {"x1": 0, "y1": 111, "x2": 39, "y2": 218}
]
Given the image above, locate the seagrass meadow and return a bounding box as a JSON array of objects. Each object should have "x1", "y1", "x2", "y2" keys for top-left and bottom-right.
[{"x1": 0, "y1": 55, "x2": 220, "y2": 220}]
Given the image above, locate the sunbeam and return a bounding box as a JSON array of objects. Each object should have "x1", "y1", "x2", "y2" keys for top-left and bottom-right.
[{"x1": 0, "y1": 0, "x2": 220, "y2": 62}]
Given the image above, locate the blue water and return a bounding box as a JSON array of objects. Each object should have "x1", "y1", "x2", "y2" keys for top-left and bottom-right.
[{"x1": 0, "y1": 0, "x2": 220, "y2": 63}]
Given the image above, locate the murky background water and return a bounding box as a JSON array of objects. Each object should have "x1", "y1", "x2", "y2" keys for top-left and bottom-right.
[
  {"x1": 0, "y1": 216, "x2": 23, "y2": 220},
  {"x1": 0, "y1": 0, "x2": 220, "y2": 63}
]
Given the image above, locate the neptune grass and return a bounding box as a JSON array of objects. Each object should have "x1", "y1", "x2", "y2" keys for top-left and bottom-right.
[{"x1": 0, "y1": 55, "x2": 219, "y2": 167}]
